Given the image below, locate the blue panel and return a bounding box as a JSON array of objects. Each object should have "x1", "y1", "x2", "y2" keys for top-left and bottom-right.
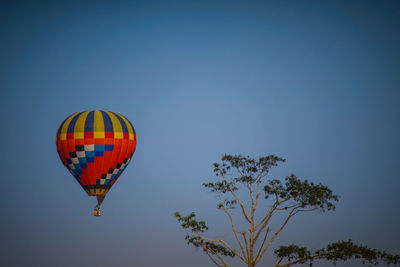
[
  {"x1": 95, "y1": 151, "x2": 104, "y2": 157},
  {"x1": 105, "y1": 179, "x2": 111, "y2": 185},
  {"x1": 74, "y1": 163, "x2": 81, "y2": 170},
  {"x1": 95, "y1": 144, "x2": 105, "y2": 151},
  {"x1": 101, "y1": 111, "x2": 114, "y2": 132},
  {"x1": 77, "y1": 169, "x2": 83, "y2": 174},
  {"x1": 87, "y1": 157, "x2": 95, "y2": 163},
  {"x1": 79, "y1": 157, "x2": 87, "y2": 163},
  {"x1": 84, "y1": 111, "x2": 95, "y2": 132},
  {"x1": 105, "y1": 144, "x2": 114, "y2": 151},
  {"x1": 85, "y1": 151, "x2": 95, "y2": 158},
  {"x1": 80, "y1": 163, "x2": 87, "y2": 169}
]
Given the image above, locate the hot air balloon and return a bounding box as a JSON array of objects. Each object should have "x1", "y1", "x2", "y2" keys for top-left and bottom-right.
[{"x1": 56, "y1": 110, "x2": 137, "y2": 216}]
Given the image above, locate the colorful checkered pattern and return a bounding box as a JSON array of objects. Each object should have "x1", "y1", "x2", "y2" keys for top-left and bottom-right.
[{"x1": 56, "y1": 111, "x2": 137, "y2": 196}]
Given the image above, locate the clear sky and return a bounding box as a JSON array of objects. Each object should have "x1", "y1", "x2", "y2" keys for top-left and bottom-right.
[{"x1": 0, "y1": 1, "x2": 399, "y2": 266}]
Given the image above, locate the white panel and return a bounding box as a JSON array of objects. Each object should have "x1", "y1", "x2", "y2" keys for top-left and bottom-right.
[{"x1": 84, "y1": 144, "x2": 94, "y2": 151}]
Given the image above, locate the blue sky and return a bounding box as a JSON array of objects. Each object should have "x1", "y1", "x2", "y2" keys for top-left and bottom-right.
[{"x1": 0, "y1": 1, "x2": 399, "y2": 266}]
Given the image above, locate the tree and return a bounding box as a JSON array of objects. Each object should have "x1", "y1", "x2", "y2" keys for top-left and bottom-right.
[{"x1": 175, "y1": 154, "x2": 399, "y2": 267}]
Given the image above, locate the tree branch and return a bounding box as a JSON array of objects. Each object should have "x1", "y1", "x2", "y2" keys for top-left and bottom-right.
[
  {"x1": 241, "y1": 231, "x2": 250, "y2": 259},
  {"x1": 255, "y1": 227, "x2": 270, "y2": 262},
  {"x1": 203, "y1": 248, "x2": 227, "y2": 267},
  {"x1": 217, "y1": 192, "x2": 248, "y2": 262},
  {"x1": 198, "y1": 234, "x2": 246, "y2": 263},
  {"x1": 254, "y1": 207, "x2": 298, "y2": 265},
  {"x1": 219, "y1": 169, "x2": 252, "y2": 223}
]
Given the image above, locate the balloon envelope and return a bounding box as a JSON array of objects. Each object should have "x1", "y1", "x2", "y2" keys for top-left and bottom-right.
[{"x1": 56, "y1": 110, "x2": 137, "y2": 199}]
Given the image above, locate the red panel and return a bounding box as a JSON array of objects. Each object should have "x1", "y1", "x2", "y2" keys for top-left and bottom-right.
[
  {"x1": 110, "y1": 138, "x2": 121, "y2": 173},
  {"x1": 102, "y1": 150, "x2": 114, "y2": 175},
  {"x1": 61, "y1": 140, "x2": 70, "y2": 166},
  {"x1": 84, "y1": 132, "x2": 94, "y2": 138},
  {"x1": 84, "y1": 138, "x2": 94, "y2": 145},
  {"x1": 95, "y1": 138, "x2": 104, "y2": 144},
  {"x1": 105, "y1": 132, "x2": 114, "y2": 138},
  {"x1": 75, "y1": 139, "x2": 84, "y2": 145},
  {"x1": 56, "y1": 138, "x2": 67, "y2": 166},
  {"x1": 117, "y1": 138, "x2": 129, "y2": 165},
  {"x1": 105, "y1": 138, "x2": 114, "y2": 145}
]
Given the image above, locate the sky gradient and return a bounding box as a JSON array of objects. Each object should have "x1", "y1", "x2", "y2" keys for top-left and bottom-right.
[{"x1": 1, "y1": 1, "x2": 399, "y2": 266}]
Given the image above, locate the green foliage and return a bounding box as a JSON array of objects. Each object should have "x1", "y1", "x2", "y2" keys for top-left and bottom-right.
[
  {"x1": 215, "y1": 154, "x2": 285, "y2": 183},
  {"x1": 274, "y1": 240, "x2": 400, "y2": 266},
  {"x1": 184, "y1": 234, "x2": 235, "y2": 258},
  {"x1": 174, "y1": 212, "x2": 208, "y2": 233},
  {"x1": 275, "y1": 244, "x2": 311, "y2": 265},
  {"x1": 204, "y1": 154, "x2": 285, "y2": 195},
  {"x1": 203, "y1": 180, "x2": 238, "y2": 193},
  {"x1": 217, "y1": 199, "x2": 237, "y2": 210},
  {"x1": 264, "y1": 174, "x2": 339, "y2": 211},
  {"x1": 174, "y1": 212, "x2": 235, "y2": 258}
]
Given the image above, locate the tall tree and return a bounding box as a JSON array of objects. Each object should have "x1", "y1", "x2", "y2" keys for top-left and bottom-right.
[{"x1": 175, "y1": 154, "x2": 399, "y2": 267}]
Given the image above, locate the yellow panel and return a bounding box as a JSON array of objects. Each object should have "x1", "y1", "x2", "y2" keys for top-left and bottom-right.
[
  {"x1": 74, "y1": 111, "x2": 89, "y2": 139},
  {"x1": 94, "y1": 132, "x2": 105, "y2": 138},
  {"x1": 94, "y1": 110, "x2": 104, "y2": 133},
  {"x1": 60, "y1": 112, "x2": 80, "y2": 140},
  {"x1": 105, "y1": 111, "x2": 123, "y2": 138}
]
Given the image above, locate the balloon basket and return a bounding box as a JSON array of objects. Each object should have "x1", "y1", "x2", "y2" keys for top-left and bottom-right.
[{"x1": 94, "y1": 205, "x2": 101, "y2": 217}]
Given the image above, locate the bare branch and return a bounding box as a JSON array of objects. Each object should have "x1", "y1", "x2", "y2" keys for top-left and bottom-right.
[
  {"x1": 255, "y1": 180, "x2": 261, "y2": 211},
  {"x1": 254, "y1": 201, "x2": 279, "y2": 231},
  {"x1": 254, "y1": 208, "x2": 298, "y2": 265},
  {"x1": 203, "y1": 248, "x2": 227, "y2": 267},
  {"x1": 255, "y1": 227, "x2": 270, "y2": 262},
  {"x1": 217, "y1": 192, "x2": 248, "y2": 262},
  {"x1": 219, "y1": 169, "x2": 252, "y2": 223},
  {"x1": 292, "y1": 207, "x2": 318, "y2": 216},
  {"x1": 241, "y1": 232, "x2": 250, "y2": 258}
]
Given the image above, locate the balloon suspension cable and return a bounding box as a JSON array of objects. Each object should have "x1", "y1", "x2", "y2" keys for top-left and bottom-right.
[{"x1": 96, "y1": 195, "x2": 106, "y2": 206}]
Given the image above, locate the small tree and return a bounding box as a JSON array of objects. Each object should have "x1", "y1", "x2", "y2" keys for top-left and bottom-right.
[{"x1": 175, "y1": 154, "x2": 399, "y2": 267}]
